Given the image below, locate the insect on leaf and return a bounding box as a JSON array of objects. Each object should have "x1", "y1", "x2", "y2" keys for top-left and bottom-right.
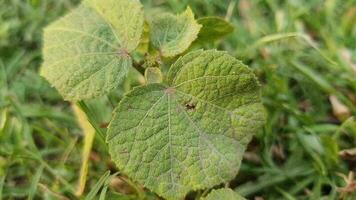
[
  {"x1": 107, "y1": 50, "x2": 265, "y2": 200},
  {"x1": 202, "y1": 188, "x2": 246, "y2": 200},
  {"x1": 40, "y1": 0, "x2": 144, "y2": 101},
  {"x1": 148, "y1": 7, "x2": 201, "y2": 57}
]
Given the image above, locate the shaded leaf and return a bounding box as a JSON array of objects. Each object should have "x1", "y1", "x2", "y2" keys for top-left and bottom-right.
[
  {"x1": 196, "y1": 17, "x2": 234, "y2": 44},
  {"x1": 107, "y1": 50, "x2": 265, "y2": 200}
]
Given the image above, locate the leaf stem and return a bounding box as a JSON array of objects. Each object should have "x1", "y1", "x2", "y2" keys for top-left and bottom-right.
[{"x1": 133, "y1": 60, "x2": 145, "y2": 75}]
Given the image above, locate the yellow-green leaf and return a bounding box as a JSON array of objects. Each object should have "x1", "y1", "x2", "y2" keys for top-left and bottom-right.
[
  {"x1": 88, "y1": 0, "x2": 144, "y2": 52},
  {"x1": 148, "y1": 8, "x2": 201, "y2": 57},
  {"x1": 40, "y1": 0, "x2": 144, "y2": 101}
]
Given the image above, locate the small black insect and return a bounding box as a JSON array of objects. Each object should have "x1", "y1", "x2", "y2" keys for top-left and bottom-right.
[{"x1": 185, "y1": 102, "x2": 196, "y2": 111}]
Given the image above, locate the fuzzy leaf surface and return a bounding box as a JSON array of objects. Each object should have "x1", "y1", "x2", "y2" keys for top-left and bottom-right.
[
  {"x1": 41, "y1": 0, "x2": 144, "y2": 101},
  {"x1": 88, "y1": 0, "x2": 144, "y2": 52},
  {"x1": 107, "y1": 50, "x2": 265, "y2": 200},
  {"x1": 202, "y1": 188, "x2": 246, "y2": 200},
  {"x1": 149, "y1": 8, "x2": 201, "y2": 57}
]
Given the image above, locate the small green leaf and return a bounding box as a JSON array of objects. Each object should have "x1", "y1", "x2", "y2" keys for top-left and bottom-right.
[
  {"x1": 196, "y1": 17, "x2": 234, "y2": 44},
  {"x1": 145, "y1": 67, "x2": 163, "y2": 84},
  {"x1": 202, "y1": 188, "x2": 246, "y2": 200},
  {"x1": 136, "y1": 21, "x2": 150, "y2": 55},
  {"x1": 40, "y1": 0, "x2": 144, "y2": 101},
  {"x1": 148, "y1": 8, "x2": 201, "y2": 57},
  {"x1": 107, "y1": 50, "x2": 265, "y2": 200}
]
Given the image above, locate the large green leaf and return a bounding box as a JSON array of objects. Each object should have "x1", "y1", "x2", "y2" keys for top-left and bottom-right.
[
  {"x1": 201, "y1": 188, "x2": 246, "y2": 200},
  {"x1": 40, "y1": 0, "x2": 144, "y2": 101},
  {"x1": 148, "y1": 8, "x2": 201, "y2": 57},
  {"x1": 107, "y1": 50, "x2": 265, "y2": 200}
]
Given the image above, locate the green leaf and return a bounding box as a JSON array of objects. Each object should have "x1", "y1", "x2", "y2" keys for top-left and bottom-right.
[
  {"x1": 148, "y1": 8, "x2": 201, "y2": 57},
  {"x1": 136, "y1": 21, "x2": 150, "y2": 55},
  {"x1": 202, "y1": 188, "x2": 246, "y2": 200},
  {"x1": 196, "y1": 17, "x2": 234, "y2": 44},
  {"x1": 88, "y1": 0, "x2": 144, "y2": 52},
  {"x1": 107, "y1": 50, "x2": 265, "y2": 200},
  {"x1": 40, "y1": 0, "x2": 144, "y2": 101},
  {"x1": 145, "y1": 67, "x2": 163, "y2": 84}
]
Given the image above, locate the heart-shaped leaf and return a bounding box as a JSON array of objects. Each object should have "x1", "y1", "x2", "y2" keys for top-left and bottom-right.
[
  {"x1": 40, "y1": 0, "x2": 144, "y2": 101},
  {"x1": 148, "y1": 8, "x2": 201, "y2": 57},
  {"x1": 107, "y1": 50, "x2": 265, "y2": 200}
]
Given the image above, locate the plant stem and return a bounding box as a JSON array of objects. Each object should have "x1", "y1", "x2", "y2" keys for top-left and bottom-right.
[{"x1": 133, "y1": 60, "x2": 145, "y2": 75}]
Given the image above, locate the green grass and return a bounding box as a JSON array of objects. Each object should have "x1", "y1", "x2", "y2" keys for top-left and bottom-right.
[{"x1": 0, "y1": 0, "x2": 355, "y2": 199}]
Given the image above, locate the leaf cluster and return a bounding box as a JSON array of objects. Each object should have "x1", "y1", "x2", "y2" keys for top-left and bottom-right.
[{"x1": 40, "y1": 0, "x2": 265, "y2": 199}]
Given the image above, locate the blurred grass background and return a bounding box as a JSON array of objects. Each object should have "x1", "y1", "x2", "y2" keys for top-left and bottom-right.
[{"x1": 0, "y1": 0, "x2": 355, "y2": 199}]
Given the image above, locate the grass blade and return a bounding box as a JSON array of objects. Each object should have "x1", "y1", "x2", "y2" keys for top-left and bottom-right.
[
  {"x1": 72, "y1": 104, "x2": 96, "y2": 197},
  {"x1": 27, "y1": 164, "x2": 44, "y2": 200},
  {"x1": 84, "y1": 171, "x2": 111, "y2": 200}
]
